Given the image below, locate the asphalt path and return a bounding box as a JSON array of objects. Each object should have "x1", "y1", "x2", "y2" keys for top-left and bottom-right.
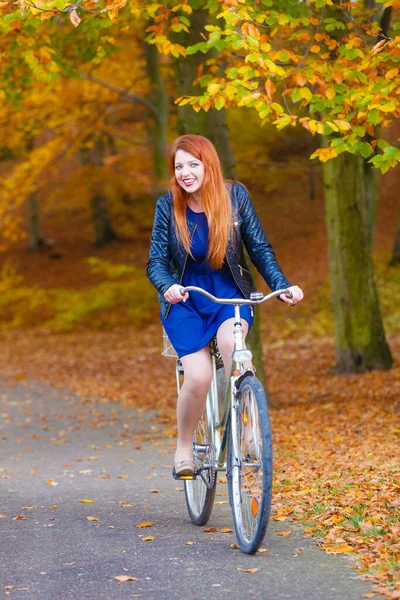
[{"x1": 0, "y1": 378, "x2": 373, "y2": 600}]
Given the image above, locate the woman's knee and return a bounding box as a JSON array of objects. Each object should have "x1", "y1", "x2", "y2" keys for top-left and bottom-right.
[
  {"x1": 182, "y1": 369, "x2": 212, "y2": 394},
  {"x1": 181, "y1": 351, "x2": 212, "y2": 392}
]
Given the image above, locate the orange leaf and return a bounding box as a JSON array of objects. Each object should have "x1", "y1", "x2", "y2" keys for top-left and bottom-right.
[
  {"x1": 237, "y1": 567, "x2": 259, "y2": 573},
  {"x1": 114, "y1": 575, "x2": 139, "y2": 582},
  {"x1": 142, "y1": 535, "x2": 154, "y2": 542},
  {"x1": 325, "y1": 543, "x2": 353, "y2": 555},
  {"x1": 136, "y1": 521, "x2": 154, "y2": 528},
  {"x1": 186, "y1": 541, "x2": 196, "y2": 545},
  {"x1": 220, "y1": 528, "x2": 233, "y2": 533},
  {"x1": 86, "y1": 516, "x2": 98, "y2": 521},
  {"x1": 69, "y1": 8, "x2": 81, "y2": 27},
  {"x1": 278, "y1": 530, "x2": 291, "y2": 536},
  {"x1": 204, "y1": 527, "x2": 217, "y2": 533}
]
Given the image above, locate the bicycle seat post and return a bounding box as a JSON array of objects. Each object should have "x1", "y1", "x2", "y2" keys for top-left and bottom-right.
[{"x1": 233, "y1": 304, "x2": 245, "y2": 352}]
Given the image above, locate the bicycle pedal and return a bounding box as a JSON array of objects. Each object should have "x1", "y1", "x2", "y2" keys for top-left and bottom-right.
[{"x1": 172, "y1": 467, "x2": 196, "y2": 481}]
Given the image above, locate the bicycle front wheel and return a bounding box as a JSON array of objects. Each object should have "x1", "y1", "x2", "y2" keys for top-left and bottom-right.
[
  {"x1": 228, "y1": 375, "x2": 273, "y2": 554},
  {"x1": 184, "y1": 408, "x2": 217, "y2": 526}
]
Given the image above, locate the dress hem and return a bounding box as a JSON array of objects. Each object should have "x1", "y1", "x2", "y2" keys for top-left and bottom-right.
[{"x1": 177, "y1": 314, "x2": 253, "y2": 360}]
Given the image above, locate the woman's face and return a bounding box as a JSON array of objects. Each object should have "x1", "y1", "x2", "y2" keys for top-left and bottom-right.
[{"x1": 174, "y1": 149, "x2": 205, "y2": 195}]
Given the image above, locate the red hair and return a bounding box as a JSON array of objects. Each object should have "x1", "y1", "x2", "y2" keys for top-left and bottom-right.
[{"x1": 167, "y1": 135, "x2": 232, "y2": 270}]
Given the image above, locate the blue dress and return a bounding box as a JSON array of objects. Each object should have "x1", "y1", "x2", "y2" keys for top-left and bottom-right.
[{"x1": 162, "y1": 207, "x2": 254, "y2": 358}]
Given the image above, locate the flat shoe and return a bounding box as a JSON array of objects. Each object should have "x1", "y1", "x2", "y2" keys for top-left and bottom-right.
[{"x1": 174, "y1": 459, "x2": 195, "y2": 477}]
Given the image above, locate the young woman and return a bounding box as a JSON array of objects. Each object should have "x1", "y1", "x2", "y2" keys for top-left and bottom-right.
[{"x1": 147, "y1": 135, "x2": 303, "y2": 477}]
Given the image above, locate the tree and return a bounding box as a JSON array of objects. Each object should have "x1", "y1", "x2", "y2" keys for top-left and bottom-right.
[{"x1": 390, "y1": 217, "x2": 400, "y2": 265}]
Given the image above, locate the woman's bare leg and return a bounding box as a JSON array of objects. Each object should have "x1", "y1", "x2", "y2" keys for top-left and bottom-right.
[{"x1": 175, "y1": 347, "x2": 213, "y2": 464}]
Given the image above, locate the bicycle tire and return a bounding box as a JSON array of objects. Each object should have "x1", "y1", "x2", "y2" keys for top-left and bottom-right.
[
  {"x1": 227, "y1": 375, "x2": 273, "y2": 554},
  {"x1": 184, "y1": 409, "x2": 217, "y2": 526}
]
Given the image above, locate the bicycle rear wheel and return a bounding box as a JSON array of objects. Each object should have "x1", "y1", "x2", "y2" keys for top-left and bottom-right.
[
  {"x1": 227, "y1": 375, "x2": 273, "y2": 554},
  {"x1": 184, "y1": 406, "x2": 217, "y2": 526}
]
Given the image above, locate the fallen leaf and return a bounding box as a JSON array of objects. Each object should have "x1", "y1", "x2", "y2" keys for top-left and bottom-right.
[
  {"x1": 114, "y1": 575, "x2": 139, "y2": 582},
  {"x1": 151, "y1": 488, "x2": 161, "y2": 493},
  {"x1": 186, "y1": 541, "x2": 196, "y2": 545},
  {"x1": 79, "y1": 499, "x2": 95, "y2": 503},
  {"x1": 214, "y1": 501, "x2": 228, "y2": 505},
  {"x1": 237, "y1": 567, "x2": 259, "y2": 573},
  {"x1": 136, "y1": 521, "x2": 154, "y2": 528},
  {"x1": 117, "y1": 475, "x2": 128, "y2": 479},
  {"x1": 325, "y1": 543, "x2": 353, "y2": 555},
  {"x1": 230, "y1": 543, "x2": 240, "y2": 549},
  {"x1": 87, "y1": 516, "x2": 99, "y2": 521},
  {"x1": 0, "y1": 514, "x2": 8, "y2": 518},
  {"x1": 220, "y1": 528, "x2": 233, "y2": 533},
  {"x1": 278, "y1": 530, "x2": 291, "y2": 536},
  {"x1": 203, "y1": 527, "x2": 217, "y2": 533},
  {"x1": 258, "y1": 548, "x2": 268, "y2": 553},
  {"x1": 12, "y1": 514, "x2": 26, "y2": 520},
  {"x1": 142, "y1": 535, "x2": 154, "y2": 542}
]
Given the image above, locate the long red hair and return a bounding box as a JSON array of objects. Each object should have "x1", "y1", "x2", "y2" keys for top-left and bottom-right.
[{"x1": 167, "y1": 135, "x2": 232, "y2": 270}]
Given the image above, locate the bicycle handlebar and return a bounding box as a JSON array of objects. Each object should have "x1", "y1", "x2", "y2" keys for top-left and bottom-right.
[{"x1": 180, "y1": 286, "x2": 292, "y2": 305}]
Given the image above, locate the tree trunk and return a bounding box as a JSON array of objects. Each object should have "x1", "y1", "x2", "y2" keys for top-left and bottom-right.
[
  {"x1": 172, "y1": 9, "x2": 266, "y2": 387},
  {"x1": 389, "y1": 216, "x2": 400, "y2": 265},
  {"x1": 90, "y1": 193, "x2": 115, "y2": 248},
  {"x1": 323, "y1": 151, "x2": 392, "y2": 373},
  {"x1": 27, "y1": 194, "x2": 40, "y2": 250},
  {"x1": 173, "y1": 9, "x2": 236, "y2": 179},
  {"x1": 144, "y1": 41, "x2": 169, "y2": 196},
  {"x1": 81, "y1": 135, "x2": 117, "y2": 247}
]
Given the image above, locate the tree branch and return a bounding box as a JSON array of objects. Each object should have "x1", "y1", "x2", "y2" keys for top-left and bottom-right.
[{"x1": 80, "y1": 73, "x2": 160, "y2": 118}]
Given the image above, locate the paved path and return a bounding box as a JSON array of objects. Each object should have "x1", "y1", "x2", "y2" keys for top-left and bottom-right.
[{"x1": 0, "y1": 378, "x2": 372, "y2": 600}]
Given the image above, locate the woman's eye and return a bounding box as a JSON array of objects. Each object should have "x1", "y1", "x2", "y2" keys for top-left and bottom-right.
[{"x1": 190, "y1": 163, "x2": 198, "y2": 167}]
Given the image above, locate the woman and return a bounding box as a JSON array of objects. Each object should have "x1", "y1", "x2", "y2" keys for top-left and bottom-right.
[{"x1": 147, "y1": 135, "x2": 303, "y2": 477}]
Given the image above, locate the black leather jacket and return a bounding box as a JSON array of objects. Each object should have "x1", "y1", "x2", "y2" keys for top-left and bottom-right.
[{"x1": 147, "y1": 181, "x2": 291, "y2": 319}]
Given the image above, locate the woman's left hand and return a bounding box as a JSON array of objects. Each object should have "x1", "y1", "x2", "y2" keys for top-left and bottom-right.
[{"x1": 280, "y1": 285, "x2": 304, "y2": 306}]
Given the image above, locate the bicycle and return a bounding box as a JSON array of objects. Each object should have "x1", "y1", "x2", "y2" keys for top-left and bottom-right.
[{"x1": 164, "y1": 285, "x2": 293, "y2": 555}]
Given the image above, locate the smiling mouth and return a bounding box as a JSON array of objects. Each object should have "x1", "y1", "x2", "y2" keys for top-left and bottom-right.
[{"x1": 183, "y1": 179, "x2": 196, "y2": 186}]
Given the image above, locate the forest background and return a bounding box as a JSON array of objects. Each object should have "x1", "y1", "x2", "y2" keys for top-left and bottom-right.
[{"x1": 0, "y1": 0, "x2": 399, "y2": 597}]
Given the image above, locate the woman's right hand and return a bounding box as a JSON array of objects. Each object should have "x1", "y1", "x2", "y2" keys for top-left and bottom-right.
[{"x1": 164, "y1": 284, "x2": 189, "y2": 304}]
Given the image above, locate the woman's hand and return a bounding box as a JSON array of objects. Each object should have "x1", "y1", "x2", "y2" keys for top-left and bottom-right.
[
  {"x1": 280, "y1": 285, "x2": 304, "y2": 306},
  {"x1": 164, "y1": 284, "x2": 189, "y2": 304}
]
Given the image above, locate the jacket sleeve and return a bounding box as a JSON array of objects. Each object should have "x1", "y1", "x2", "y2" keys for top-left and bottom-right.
[
  {"x1": 146, "y1": 195, "x2": 177, "y2": 296},
  {"x1": 235, "y1": 183, "x2": 291, "y2": 292}
]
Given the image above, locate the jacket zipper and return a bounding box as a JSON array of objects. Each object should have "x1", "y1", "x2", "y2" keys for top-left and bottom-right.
[
  {"x1": 226, "y1": 255, "x2": 248, "y2": 299},
  {"x1": 164, "y1": 224, "x2": 197, "y2": 320},
  {"x1": 238, "y1": 264, "x2": 251, "y2": 276}
]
